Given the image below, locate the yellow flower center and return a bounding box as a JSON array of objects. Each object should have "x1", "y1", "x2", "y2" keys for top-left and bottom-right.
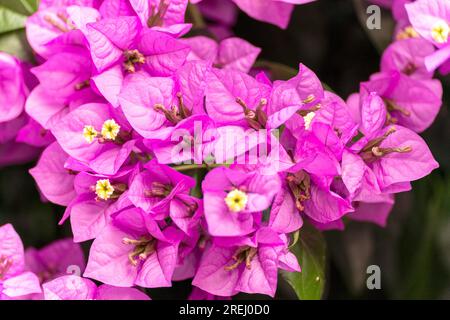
[
  {"x1": 101, "y1": 119, "x2": 120, "y2": 140},
  {"x1": 431, "y1": 21, "x2": 449, "y2": 44},
  {"x1": 83, "y1": 125, "x2": 98, "y2": 144},
  {"x1": 95, "y1": 179, "x2": 114, "y2": 200},
  {"x1": 303, "y1": 111, "x2": 316, "y2": 130},
  {"x1": 396, "y1": 26, "x2": 419, "y2": 40},
  {"x1": 225, "y1": 189, "x2": 248, "y2": 213}
]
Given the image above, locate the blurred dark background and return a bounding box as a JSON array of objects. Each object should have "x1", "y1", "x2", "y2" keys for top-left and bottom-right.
[{"x1": 0, "y1": 0, "x2": 448, "y2": 300}]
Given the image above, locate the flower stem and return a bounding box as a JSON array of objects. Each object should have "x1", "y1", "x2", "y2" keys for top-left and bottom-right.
[{"x1": 172, "y1": 163, "x2": 227, "y2": 172}]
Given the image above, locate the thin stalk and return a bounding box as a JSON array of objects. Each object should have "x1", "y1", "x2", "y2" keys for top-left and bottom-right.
[{"x1": 172, "y1": 163, "x2": 227, "y2": 172}]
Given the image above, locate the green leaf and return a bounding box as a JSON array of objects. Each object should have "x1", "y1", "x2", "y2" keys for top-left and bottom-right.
[
  {"x1": 0, "y1": 6, "x2": 27, "y2": 34},
  {"x1": 19, "y1": 0, "x2": 39, "y2": 14},
  {"x1": 0, "y1": 30, "x2": 34, "y2": 61},
  {"x1": 282, "y1": 222, "x2": 327, "y2": 300},
  {"x1": 254, "y1": 59, "x2": 334, "y2": 93},
  {"x1": 0, "y1": 0, "x2": 38, "y2": 16},
  {"x1": 254, "y1": 60, "x2": 297, "y2": 81},
  {"x1": 395, "y1": 174, "x2": 450, "y2": 299}
]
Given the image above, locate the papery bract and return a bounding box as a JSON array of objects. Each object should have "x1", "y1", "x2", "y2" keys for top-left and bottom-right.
[
  {"x1": 43, "y1": 275, "x2": 150, "y2": 300},
  {"x1": 193, "y1": 229, "x2": 299, "y2": 297},
  {"x1": 84, "y1": 208, "x2": 183, "y2": 288},
  {"x1": 0, "y1": 224, "x2": 41, "y2": 300},
  {"x1": 202, "y1": 167, "x2": 281, "y2": 236}
]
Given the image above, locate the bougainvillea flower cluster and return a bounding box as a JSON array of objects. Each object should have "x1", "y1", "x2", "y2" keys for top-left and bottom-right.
[
  {"x1": 0, "y1": 0, "x2": 443, "y2": 299},
  {"x1": 0, "y1": 53, "x2": 50, "y2": 167},
  {"x1": 0, "y1": 224, "x2": 41, "y2": 299}
]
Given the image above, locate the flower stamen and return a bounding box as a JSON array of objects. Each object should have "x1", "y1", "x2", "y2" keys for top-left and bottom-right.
[
  {"x1": 385, "y1": 99, "x2": 411, "y2": 117},
  {"x1": 122, "y1": 236, "x2": 155, "y2": 266},
  {"x1": 286, "y1": 171, "x2": 311, "y2": 212},
  {"x1": 75, "y1": 80, "x2": 90, "y2": 91},
  {"x1": 0, "y1": 255, "x2": 12, "y2": 280},
  {"x1": 371, "y1": 146, "x2": 412, "y2": 157},
  {"x1": 236, "y1": 97, "x2": 268, "y2": 130},
  {"x1": 44, "y1": 15, "x2": 70, "y2": 33},
  {"x1": 303, "y1": 111, "x2": 316, "y2": 130},
  {"x1": 302, "y1": 94, "x2": 316, "y2": 104},
  {"x1": 123, "y1": 50, "x2": 145, "y2": 73},
  {"x1": 144, "y1": 182, "x2": 173, "y2": 198},
  {"x1": 154, "y1": 103, "x2": 182, "y2": 124},
  {"x1": 360, "y1": 127, "x2": 412, "y2": 162},
  {"x1": 176, "y1": 92, "x2": 192, "y2": 119},
  {"x1": 297, "y1": 104, "x2": 321, "y2": 117},
  {"x1": 396, "y1": 26, "x2": 419, "y2": 40},
  {"x1": 361, "y1": 126, "x2": 396, "y2": 153},
  {"x1": 148, "y1": 0, "x2": 169, "y2": 27},
  {"x1": 224, "y1": 246, "x2": 258, "y2": 271}
]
